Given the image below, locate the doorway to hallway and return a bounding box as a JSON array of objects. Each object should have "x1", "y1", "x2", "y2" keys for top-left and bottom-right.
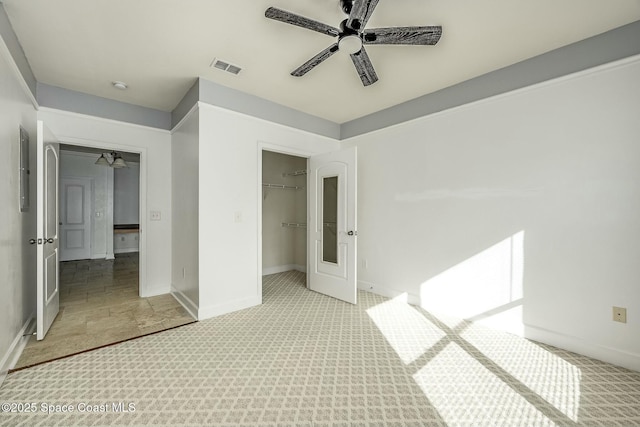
[{"x1": 13, "y1": 253, "x2": 194, "y2": 370}]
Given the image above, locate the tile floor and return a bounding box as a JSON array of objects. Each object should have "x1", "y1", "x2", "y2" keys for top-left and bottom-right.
[{"x1": 13, "y1": 253, "x2": 195, "y2": 370}]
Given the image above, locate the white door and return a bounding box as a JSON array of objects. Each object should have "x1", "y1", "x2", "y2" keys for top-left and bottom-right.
[
  {"x1": 59, "y1": 177, "x2": 92, "y2": 261},
  {"x1": 308, "y1": 147, "x2": 357, "y2": 304},
  {"x1": 36, "y1": 120, "x2": 60, "y2": 340}
]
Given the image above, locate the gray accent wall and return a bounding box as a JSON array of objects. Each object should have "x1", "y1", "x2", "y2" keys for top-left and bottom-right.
[
  {"x1": 36, "y1": 83, "x2": 172, "y2": 130},
  {"x1": 172, "y1": 78, "x2": 341, "y2": 139},
  {"x1": 197, "y1": 79, "x2": 341, "y2": 140},
  {"x1": 341, "y1": 20, "x2": 640, "y2": 139},
  {"x1": 171, "y1": 79, "x2": 199, "y2": 128},
  {"x1": 0, "y1": 3, "x2": 36, "y2": 98}
]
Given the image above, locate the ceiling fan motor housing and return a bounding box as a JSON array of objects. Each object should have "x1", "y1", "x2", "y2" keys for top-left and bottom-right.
[
  {"x1": 340, "y1": 0, "x2": 354, "y2": 15},
  {"x1": 339, "y1": 19, "x2": 359, "y2": 37}
]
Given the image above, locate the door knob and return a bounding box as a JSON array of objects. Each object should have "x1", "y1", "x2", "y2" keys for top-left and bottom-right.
[
  {"x1": 44, "y1": 238, "x2": 54, "y2": 244},
  {"x1": 347, "y1": 230, "x2": 357, "y2": 236},
  {"x1": 29, "y1": 239, "x2": 37, "y2": 245}
]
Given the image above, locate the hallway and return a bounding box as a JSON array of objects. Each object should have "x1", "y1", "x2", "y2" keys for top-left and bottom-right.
[{"x1": 14, "y1": 253, "x2": 195, "y2": 370}]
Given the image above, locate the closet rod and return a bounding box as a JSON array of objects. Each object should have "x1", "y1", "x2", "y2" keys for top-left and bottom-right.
[
  {"x1": 262, "y1": 183, "x2": 305, "y2": 190},
  {"x1": 281, "y1": 222, "x2": 307, "y2": 228}
]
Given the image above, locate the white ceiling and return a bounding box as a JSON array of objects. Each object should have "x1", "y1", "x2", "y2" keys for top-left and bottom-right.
[{"x1": 4, "y1": 0, "x2": 640, "y2": 123}]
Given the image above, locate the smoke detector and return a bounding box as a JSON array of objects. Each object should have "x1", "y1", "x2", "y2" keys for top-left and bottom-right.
[{"x1": 112, "y1": 81, "x2": 128, "y2": 90}]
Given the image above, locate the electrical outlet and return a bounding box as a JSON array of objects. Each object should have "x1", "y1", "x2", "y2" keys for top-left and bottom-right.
[
  {"x1": 361, "y1": 259, "x2": 368, "y2": 269},
  {"x1": 613, "y1": 306, "x2": 627, "y2": 323},
  {"x1": 150, "y1": 211, "x2": 161, "y2": 221}
]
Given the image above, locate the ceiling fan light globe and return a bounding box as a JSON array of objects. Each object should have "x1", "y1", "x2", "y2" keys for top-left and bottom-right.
[{"x1": 339, "y1": 35, "x2": 362, "y2": 54}]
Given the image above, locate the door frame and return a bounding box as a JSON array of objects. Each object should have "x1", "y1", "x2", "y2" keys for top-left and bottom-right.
[
  {"x1": 257, "y1": 141, "x2": 317, "y2": 301},
  {"x1": 53, "y1": 136, "x2": 148, "y2": 297}
]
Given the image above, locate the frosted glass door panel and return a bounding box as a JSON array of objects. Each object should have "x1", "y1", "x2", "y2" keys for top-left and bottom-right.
[{"x1": 322, "y1": 176, "x2": 338, "y2": 264}]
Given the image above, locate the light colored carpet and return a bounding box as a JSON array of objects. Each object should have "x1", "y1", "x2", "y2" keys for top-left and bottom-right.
[{"x1": 1, "y1": 270, "x2": 639, "y2": 426}]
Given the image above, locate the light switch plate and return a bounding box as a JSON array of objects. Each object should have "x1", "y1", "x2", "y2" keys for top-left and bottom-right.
[{"x1": 150, "y1": 211, "x2": 161, "y2": 221}]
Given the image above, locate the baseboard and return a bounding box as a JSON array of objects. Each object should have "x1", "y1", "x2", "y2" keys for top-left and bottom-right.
[
  {"x1": 0, "y1": 315, "x2": 35, "y2": 387},
  {"x1": 198, "y1": 296, "x2": 262, "y2": 321},
  {"x1": 525, "y1": 324, "x2": 640, "y2": 372},
  {"x1": 262, "y1": 264, "x2": 306, "y2": 276},
  {"x1": 114, "y1": 248, "x2": 139, "y2": 254},
  {"x1": 140, "y1": 286, "x2": 171, "y2": 298},
  {"x1": 170, "y1": 286, "x2": 198, "y2": 320},
  {"x1": 91, "y1": 253, "x2": 107, "y2": 260},
  {"x1": 358, "y1": 280, "x2": 421, "y2": 306}
]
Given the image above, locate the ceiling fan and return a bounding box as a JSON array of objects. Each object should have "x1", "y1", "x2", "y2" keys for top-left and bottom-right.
[{"x1": 265, "y1": 0, "x2": 442, "y2": 86}]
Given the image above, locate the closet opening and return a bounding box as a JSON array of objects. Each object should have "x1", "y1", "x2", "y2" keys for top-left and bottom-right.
[{"x1": 261, "y1": 150, "x2": 309, "y2": 287}]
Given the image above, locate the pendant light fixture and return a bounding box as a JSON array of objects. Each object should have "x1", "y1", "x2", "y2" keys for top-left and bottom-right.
[
  {"x1": 111, "y1": 152, "x2": 127, "y2": 168},
  {"x1": 95, "y1": 151, "x2": 128, "y2": 168},
  {"x1": 95, "y1": 153, "x2": 110, "y2": 166}
]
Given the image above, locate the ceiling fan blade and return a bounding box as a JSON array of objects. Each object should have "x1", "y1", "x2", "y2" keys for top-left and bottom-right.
[
  {"x1": 265, "y1": 7, "x2": 340, "y2": 37},
  {"x1": 350, "y1": 46, "x2": 378, "y2": 86},
  {"x1": 363, "y1": 26, "x2": 442, "y2": 45},
  {"x1": 291, "y1": 43, "x2": 340, "y2": 77},
  {"x1": 347, "y1": 0, "x2": 380, "y2": 31}
]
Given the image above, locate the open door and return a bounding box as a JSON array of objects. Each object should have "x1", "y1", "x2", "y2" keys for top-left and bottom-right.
[
  {"x1": 308, "y1": 147, "x2": 357, "y2": 304},
  {"x1": 35, "y1": 120, "x2": 60, "y2": 340}
]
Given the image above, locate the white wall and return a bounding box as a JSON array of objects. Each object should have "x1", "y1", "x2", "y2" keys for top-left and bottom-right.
[
  {"x1": 38, "y1": 108, "x2": 172, "y2": 297},
  {"x1": 262, "y1": 150, "x2": 307, "y2": 274},
  {"x1": 114, "y1": 162, "x2": 140, "y2": 224},
  {"x1": 0, "y1": 46, "x2": 37, "y2": 378},
  {"x1": 343, "y1": 57, "x2": 640, "y2": 370},
  {"x1": 197, "y1": 102, "x2": 340, "y2": 319},
  {"x1": 171, "y1": 106, "x2": 199, "y2": 315},
  {"x1": 60, "y1": 151, "x2": 111, "y2": 259}
]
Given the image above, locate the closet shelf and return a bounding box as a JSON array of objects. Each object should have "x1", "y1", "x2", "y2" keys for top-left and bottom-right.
[
  {"x1": 280, "y1": 222, "x2": 335, "y2": 229},
  {"x1": 282, "y1": 222, "x2": 307, "y2": 228},
  {"x1": 263, "y1": 183, "x2": 305, "y2": 190},
  {"x1": 282, "y1": 169, "x2": 307, "y2": 177}
]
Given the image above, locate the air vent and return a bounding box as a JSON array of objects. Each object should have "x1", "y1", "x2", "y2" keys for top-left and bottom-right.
[{"x1": 210, "y1": 58, "x2": 242, "y2": 75}]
